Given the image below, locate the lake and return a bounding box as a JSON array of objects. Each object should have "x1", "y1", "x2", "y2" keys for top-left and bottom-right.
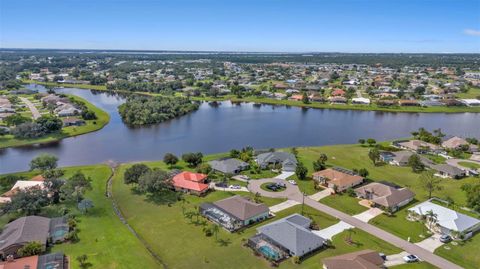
[{"x1": 1, "y1": 84, "x2": 479, "y2": 173}]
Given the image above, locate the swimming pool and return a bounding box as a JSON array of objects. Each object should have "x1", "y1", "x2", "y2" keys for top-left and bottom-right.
[{"x1": 258, "y1": 245, "x2": 281, "y2": 261}]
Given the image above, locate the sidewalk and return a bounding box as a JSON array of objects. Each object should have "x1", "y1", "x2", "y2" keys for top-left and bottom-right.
[
  {"x1": 269, "y1": 200, "x2": 300, "y2": 213},
  {"x1": 308, "y1": 188, "x2": 332, "y2": 201}
]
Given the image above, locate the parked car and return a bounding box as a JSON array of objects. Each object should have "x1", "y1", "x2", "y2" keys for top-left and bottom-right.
[
  {"x1": 229, "y1": 185, "x2": 241, "y2": 189},
  {"x1": 288, "y1": 180, "x2": 297, "y2": 185},
  {"x1": 215, "y1": 182, "x2": 228, "y2": 188},
  {"x1": 379, "y1": 253, "x2": 387, "y2": 260},
  {"x1": 403, "y1": 255, "x2": 419, "y2": 263},
  {"x1": 440, "y1": 234, "x2": 452, "y2": 243}
]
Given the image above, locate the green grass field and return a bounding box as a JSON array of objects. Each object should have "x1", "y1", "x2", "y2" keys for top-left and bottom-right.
[
  {"x1": 319, "y1": 194, "x2": 367, "y2": 215},
  {"x1": 0, "y1": 165, "x2": 159, "y2": 269},
  {"x1": 458, "y1": 161, "x2": 480, "y2": 170},
  {"x1": 435, "y1": 233, "x2": 480, "y2": 269},
  {"x1": 111, "y1": 160, "x2": 403, "y2": 269},
  {"x1": 0, "y1": 95, "x2": 110, "y2": 149}
]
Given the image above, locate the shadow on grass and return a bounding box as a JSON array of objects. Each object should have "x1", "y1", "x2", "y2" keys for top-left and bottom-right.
[{"x1": 216, "y1": 238, "x2": 232, "y2": 247}]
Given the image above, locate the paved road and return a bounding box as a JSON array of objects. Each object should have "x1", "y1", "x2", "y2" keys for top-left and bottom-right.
[
  {"x1": 300, "y1": 195, "x2": 462, "y2": 269},
  {"x1": 446, "y1": 158, "x2": 480, "y2": 171},
  {"x1": 20, "y1": 97, "x2": 41, "y2": 120},
  {"x1": 249, "y1": 178, "x2": 462, "y2": 268}
]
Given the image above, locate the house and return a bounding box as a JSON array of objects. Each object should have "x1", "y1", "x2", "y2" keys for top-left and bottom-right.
[
  {"x1": 54, "y1": 103, "x2": 81, "y2": 117},
  {"x1": 256, "y1": 152, "x2": 297, "y2": 172},
  {"x1": 171, "y1": 171, "x2": 209, "y2": 195},
  {"x1": 323, "y1": 249, "x2": 385, "y2": 269},
  {"x1": 0, "y1": 252, "x2": 66, "y2": 269},
  {"x1": 62, "y1": 118, "x2": 86, "y2": 127},
  {"x1": 248, "y1": 214, "x2": 325, "y2": 261},
  {"x1": 329, "y1": 96, "x2": 347, "y2": 104},
  {"x1": 208, "y1": 158, "x2": 249, "y2": 174},
  {"x1": 200, "y1": 195, "x2": 269, "y2": 231},
  {"x1": 351, "y1": 97, "x2": 370, "y2": 105},
  {"x1": 355, "y1": 182, "x2": 415, "y2": 212},
  {"x1": 0, "y1": 177, "x2": 46, "y2": 204},
  {"x1": 289, "y1": 94, "x2": 303, "y2": 101},
  {"x1": 460, "y1": 99, "x2": 480, "y2": 107},
  {"x1": 0, "y1": 216, "x2": 68, "y2": 258},
  {"x1": 312, "y1": 167, "x2": 364, "y2": 192},
  {"x1": 442, "y1": 136, "x2": 478, "y2": 152},
  {"x1": 431, "y1": 164, "x2": 466, "y2": 179},
  {"x1": 408, "y1": 201, "x2": 480, "y2": 237},
  {"x1": 330, "y1": 89, "x2": 345, "y2": 96},
  {"x1": 396, "y1": 140, "x2": 442, "y2": 153}
]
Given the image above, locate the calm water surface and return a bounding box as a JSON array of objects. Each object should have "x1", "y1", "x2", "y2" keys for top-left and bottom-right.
[{"x1": 1, "y1": 84, "x2": 479, "y2": 173}]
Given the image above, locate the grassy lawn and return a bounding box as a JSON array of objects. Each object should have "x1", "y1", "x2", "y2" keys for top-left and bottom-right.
[
  {"x1": 455, "y1": 86, "x2": 480, "y2": 99},
  {"x1": 319, "y1": 194, "x2": 367, "y2": 215},
  {"x1": 392, "y1": 262, "x2": 438, "y2": 269},
  {"x1": 0, "y1": 95, "x2": 110, "y2": 149},
  {"x1": 1, "y1": 165, "x2": 159, "y2": 269},
  {"x1": 368, "y1": 203, "x2": 431, "y2": 243},
  {"x1": 458, "y1": 161, "x2": 480, "y2": 170},
  {"x1": 111, "y1": 160, "x2": 402, "y2": 269},
  {"x1": 260, "y1": 182, "x2": 285, "y2": 192},
  {"x1": 296, "y1": 145, "x2": 478, "y2": 206},
  {"x1": 241, "y1": 169, "x2": 279, "y2": 179},
  {"x1": 435, "y1": 233, "x2": 480, "y2": 269}
]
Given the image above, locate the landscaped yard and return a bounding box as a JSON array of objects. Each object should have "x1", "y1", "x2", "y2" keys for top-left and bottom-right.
[
  {"x1": 319, "y1": 194, "x2": 367, "y2": 215},
  {"x1": 0, "y1": 95, "x2": 110, "y2": 149},
  {"x1": 458, "y1": 161, "x2": 480, "y2": 170},
  {"x1": 368, "y1": 203, "x2": 431, "y2": 243},
  {"x1": 435, "y1": 233, "x2": 480, "y2": 269},
  {"x1": 111, "y1": 160, "x2": 403, "y2": 269},
  {"x1": 0, "y1": 165, "x2": 159, "y2": 269}
]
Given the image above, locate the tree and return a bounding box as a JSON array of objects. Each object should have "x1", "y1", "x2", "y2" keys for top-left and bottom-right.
[
  {"x1": 0, "y1": 175, "x2": 26, "y2": 190},
  {"x1": 358, "y1": 168, "x2": 369, "y2": 178},
  {"x1": 5, "y1": 188, "x2": 49, "y2": 215},
  {"x1": 290, "y1": 147, "x2": 299, "y2": 156},
  {"x1": 3, "y1": 114, "x2": 31, "y2": 126},
  {"x1": 461, "y1": 183, "x2": 480, "y2": 212},
  {"x1": 312, "y1": 154, "x2": 328, "y2": 171},
  {"x1": 420, "y1": 171, "x2": 442, "y2": 199},
  {"x1": 124, "y1": 164, "x2": 151, "y2": 185},
  {"x1": 36, "y1": 115, "x2": 63, "y2": 133},
  {"x1": 295, "y1": 162, "x2": 308, "y2": 180},
  {"x1": 358, "y1": 139, "x2": 365, "y2": 145},
  {"x1": 77, "y1": 254, "x2": 90, "y2": 269},
  {"x1": 366, "y1": 138, "x2": 376, "y2": 147},
  {"x1": 137, "y1": 168, "x2": 170, "y2": 193},
  {"x1": 211, "y1": 224, "x2": 220, "y2": 240},
  {"x1": 12, "y1": 122, "x2": 46, "y2": 138},
  {"x1": 301, "y1": 92, "x2": 310, "y2": 104},
  {"x1": 408, "y1": 154, "x2": 425, "y2": 173},
  {"x1": 163, "y1": 153, "x2": 179, "y2": 167},
  {"x1": 425, "y1": 210, "x2": 438, "y2": 231},
  {"x1": 60, "y1": 171, "x2": 93, "y2": 203},
  {"x1": 196, "y1": 163, "x2": 212, "y2": 174},
  {"x1": 29, "y1": 153, "x2": 58, "y2": 171},
  {"x1": 43, "y1": 172, "x2": 65, "y2": 204},
  {"x1": 18, "y1": 241, "x2": 43, "y2": 257},
  {"x1": 368, "y1": 148, "x2": 380, "y2": 166},
  {"x1": 182, "y1": 152, "x2": 203, "y2": 167}
]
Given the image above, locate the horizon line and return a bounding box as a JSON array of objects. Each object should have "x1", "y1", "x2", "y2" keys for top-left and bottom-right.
[{"x1": 1, "y1": 47, "x2": 479, "y2": 55}]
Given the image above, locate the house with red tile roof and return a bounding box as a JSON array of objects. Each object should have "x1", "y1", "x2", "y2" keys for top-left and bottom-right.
[
  {"x1": 330, "y1": 89, "x2": 345, "y2": 97},
  {"x1": 172, "y1": 171, "x2": 209, "y2": 195}
]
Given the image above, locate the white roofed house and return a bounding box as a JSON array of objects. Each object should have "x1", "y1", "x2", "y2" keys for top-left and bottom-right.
[
  {"x1": 54, "y1": 103, "x2": 81, "y2": 117},
  {"x1": 408, "y1": 201, "x2": 480, "y2": 239},
  {"x1": 460, "y1": 99, "x2": 480, "y2": 106},
  {"x1": 351, "y1": 97, "x2": 370, "y2": 105}
]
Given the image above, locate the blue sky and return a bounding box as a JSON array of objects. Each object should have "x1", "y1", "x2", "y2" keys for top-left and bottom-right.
[{"x1": 0, "y1": 0, "x2": 479, "y2": 52}]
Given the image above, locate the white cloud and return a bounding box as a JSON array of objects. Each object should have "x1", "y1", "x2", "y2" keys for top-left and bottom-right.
[{"x1": 464, "y1": 29, "x2": 480, "y2": 36}]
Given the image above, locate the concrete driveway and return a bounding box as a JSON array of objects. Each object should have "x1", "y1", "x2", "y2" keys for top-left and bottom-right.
[
  {"x1": 274, "y1": 171, "x2": 295, "y2": 180},
  {"x1": 385, "y1": 251, "x2": 410, "y2": 267},
  {"x1": 269, "y1": 200, "x2": 300, "y2": 213},
  {"x1": 353, "y1": 208, "x2": 383, "y2": 223},
  {"x1": 415, "y1": 234, "x2": 444, "y2": 253},
  {"x1": 20, "y1": 97, "x2": 41, "y2": 120},
  {"x1": 210, "y1": 183, "x2": 248, "y2": 192},
  {"x1": 312, "y1": 221, "x2": 353, "y2": 240},
  {"x1": 308, "y1": 188, "x2": 332, "y2": 201}
]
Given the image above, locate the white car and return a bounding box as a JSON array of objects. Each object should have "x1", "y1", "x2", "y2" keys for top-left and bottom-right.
[
  {"x1": 402, "y1": 255, "x2": 419, "y2": 263},
  {"x1": 229, "y1": 185, "x2": 241, "y2": 189},
  {"x1": 288, "y1": 180, "x2": 297, "y2": 185}
]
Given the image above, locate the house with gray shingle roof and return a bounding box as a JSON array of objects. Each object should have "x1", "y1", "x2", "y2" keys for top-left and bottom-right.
[
  {"x1": 0, "y1": 216, "x2": 68, "y2": 258},
  {"x1": 208, "y1": 158, "x2": 249, "y2": 174},
  {"x1": 255, "y1": 152, "x2": 297, "y2": 172},
  {"x1": 431, "y1": 164, "x2": 466, "y2": 179},
  {"x1": 248, "y1": 214, "x2": 325, "y2": 260}
]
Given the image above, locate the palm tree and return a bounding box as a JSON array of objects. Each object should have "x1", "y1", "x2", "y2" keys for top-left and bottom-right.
[
  {"x1": 211, "y1": 224, "x2": 220, "y2": 241},
  {"x1": 425, "y1": 210, "x2": 438, "y2": 232}
]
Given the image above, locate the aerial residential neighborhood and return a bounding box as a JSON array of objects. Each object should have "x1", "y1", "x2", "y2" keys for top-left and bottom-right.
[{"x1": 1, "y1": 0, "x2": 480, "y2": 268}]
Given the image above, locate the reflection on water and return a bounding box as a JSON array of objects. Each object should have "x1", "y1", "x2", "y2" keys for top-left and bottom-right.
[{"x1": 1, "y1": 84, "x2": 479, "y2": 173}]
